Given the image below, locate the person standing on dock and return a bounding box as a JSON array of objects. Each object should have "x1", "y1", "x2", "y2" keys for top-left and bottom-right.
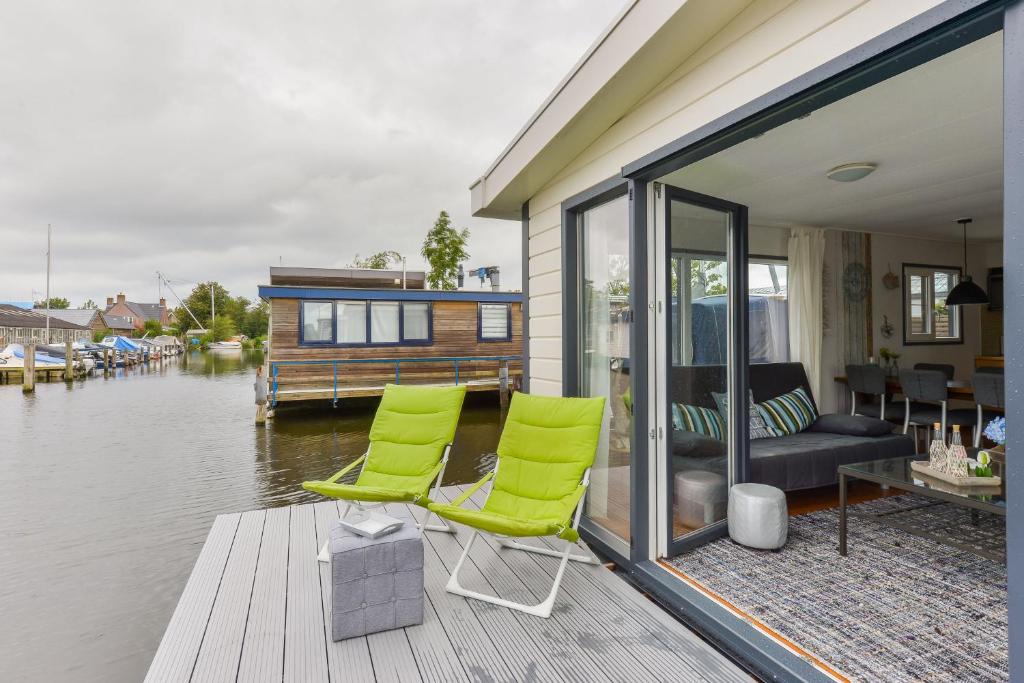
[{"x1": 254, "y1": 365, "x2": 268, "y2": 424}]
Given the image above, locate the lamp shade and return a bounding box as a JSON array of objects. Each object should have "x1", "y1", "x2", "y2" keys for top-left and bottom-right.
[{"x1": 946, "y1": 276, "x2": 989, "y2": 306}]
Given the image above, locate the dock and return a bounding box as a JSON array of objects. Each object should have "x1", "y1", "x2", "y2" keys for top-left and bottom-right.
[{"x1": 146, "y1": 485, "x2": 749, "y2": 682}]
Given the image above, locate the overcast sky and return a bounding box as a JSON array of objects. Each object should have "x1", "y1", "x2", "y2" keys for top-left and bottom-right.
[{"x1": 0, "y1": 1, "x2": 624, "y2": 307}]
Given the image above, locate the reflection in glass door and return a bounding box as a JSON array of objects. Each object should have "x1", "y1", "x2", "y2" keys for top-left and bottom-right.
[
  {"x1": 579, "y1": 194, "x2": 632, "y2": 553},
  {"x1": 659, "y1": 185, "x2": 748, "y2": 556}
]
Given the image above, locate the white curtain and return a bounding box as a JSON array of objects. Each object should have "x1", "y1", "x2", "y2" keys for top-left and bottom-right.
[{"x1": 788, "y1": 228, "x2": 826, "y2": 402}]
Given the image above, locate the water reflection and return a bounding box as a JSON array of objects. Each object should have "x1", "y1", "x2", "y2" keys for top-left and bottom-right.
[{"x1": 0, "y1": 351, "x2": 505, "y2": 682}]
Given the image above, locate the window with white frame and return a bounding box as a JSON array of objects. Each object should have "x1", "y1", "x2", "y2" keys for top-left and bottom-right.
[
  {"x1": 479, "y1": 303, "x2": 511, "y2": 341},
  {"x1": 903, "y1": 264, "x2": 962, "y2": 344},
  {"x1": 300, "y1": 299, "x2": 431, "y2": 345}
]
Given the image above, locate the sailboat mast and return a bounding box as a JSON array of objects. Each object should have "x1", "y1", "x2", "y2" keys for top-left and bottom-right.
[{"x1": 45, "y1": 224, "x2": 51, "y2": 344}]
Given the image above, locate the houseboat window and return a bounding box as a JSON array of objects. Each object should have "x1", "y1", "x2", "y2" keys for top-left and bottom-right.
[
  {"x1": 302, "y1": 301, "x2": 334, "y2": 342},
  {"x1": 402, "y1": 302, "x2": 430, "y2": 341},
  {"x1": 336, "y1": 302, "x2": 367, "y2": 344},
  {"x1": 479, "y1": 303, "x2": 510, "y2": 341},
  {"x1": 370, "y1": 302, "x2": 400, "y2": 343}
]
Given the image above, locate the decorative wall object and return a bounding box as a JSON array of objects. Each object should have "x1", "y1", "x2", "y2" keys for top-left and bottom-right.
[
  {"x1": 840, "y1": 232, "x2": 873, "y2": 363},
  {"x1": 882, "y1": 265, "x2": 900, "y2": 290},
  {"x1": 880, "y1": 314, "x2": 894, "y2": 339}
]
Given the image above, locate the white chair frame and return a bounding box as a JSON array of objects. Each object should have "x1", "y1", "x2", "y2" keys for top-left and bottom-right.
[
  {"x1": 317, "y1": 443, "x2": 456, "y2": 562},
  {"x1": 850, "y1": 389, "x2": 886, "y2": 420},
  {"x1": 444, "y1": 462, "x2": 600, "y2": 618},
  {"x1": 903, "y1": 397, "x2": 947, "y2": 452}
]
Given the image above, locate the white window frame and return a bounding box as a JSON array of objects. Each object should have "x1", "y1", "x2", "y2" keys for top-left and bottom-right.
[{"x1": 902, "y1": 264, "x2": 963, "y2": 344}]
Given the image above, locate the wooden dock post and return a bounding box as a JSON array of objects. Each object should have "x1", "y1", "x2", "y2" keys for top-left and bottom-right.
[
  {"x1": 498, "y1": 360, "x2": 510, "y2": 409},
  {"x1": 103, "y1": 349, "x2": 110, "y2": 376},
  {"x1": 65, "y1": 341, "x2": 73, "y2": 381},
  {"x1": 23, "y1": 344, "x2": 35, "y2": 393}
]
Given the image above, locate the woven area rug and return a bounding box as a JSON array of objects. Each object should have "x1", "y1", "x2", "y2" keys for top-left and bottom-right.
[{"x1": 668, "y1": 494, "x2": 1007, "y2": 682}]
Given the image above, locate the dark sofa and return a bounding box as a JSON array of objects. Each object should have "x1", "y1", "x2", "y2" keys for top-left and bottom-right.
[{"x1": 671, "y1": 362, "x2": 914, "y2": 491}]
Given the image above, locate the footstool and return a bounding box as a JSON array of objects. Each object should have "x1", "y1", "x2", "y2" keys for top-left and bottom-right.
[
  {"x1": 329, "y1": 506, "x2": 424, "y2": 641},
  {"x1": 674, "y1": 470, "x2": 727, "y2": 528},
  {"x1": 727, "y1": 483, "x2": 788, "y2": 550}
]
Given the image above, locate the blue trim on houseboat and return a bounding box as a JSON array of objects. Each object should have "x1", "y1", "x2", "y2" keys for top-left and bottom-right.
[{"x1": 259, "y1": 285, "x2": 522, "y2": 303}]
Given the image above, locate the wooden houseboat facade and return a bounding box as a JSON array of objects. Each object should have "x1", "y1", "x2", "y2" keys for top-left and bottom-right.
[{"x1": 258, "y1": 268, "x2": 522, "y2": 405}]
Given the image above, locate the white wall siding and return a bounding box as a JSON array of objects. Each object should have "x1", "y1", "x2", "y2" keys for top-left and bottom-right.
[{"x1": 524, "y1": 0, "x2": 945, "y2": 391}]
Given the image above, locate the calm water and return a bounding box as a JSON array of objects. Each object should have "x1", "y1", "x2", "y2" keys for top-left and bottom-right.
[{"x1": 0, "y1": 351, "x2": 504, "y2": 682}]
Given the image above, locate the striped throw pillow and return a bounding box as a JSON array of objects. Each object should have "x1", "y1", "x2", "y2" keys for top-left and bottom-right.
[
  {"x1": 673, "y1": 403, "x2": 726, "y2": 441},
  {"x1": 757, "y1": 387, "x2": 818, "y2": 435}
]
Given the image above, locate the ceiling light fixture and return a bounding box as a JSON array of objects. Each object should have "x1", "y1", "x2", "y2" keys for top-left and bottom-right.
[
  {"x1": 826, "y1": 162, "x2": 877, "y2": 182},
  {"x1": 946, "y1": 217, "x2": 989, "y2": 306}
]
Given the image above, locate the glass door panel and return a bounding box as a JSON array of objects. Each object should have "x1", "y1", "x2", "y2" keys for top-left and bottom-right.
[
  {"x1": 661, "y1": 185, "x2": 747, "y2": 556},
  {"x1": 579, "y1": 194, "x2": 631, "y2": 550}
]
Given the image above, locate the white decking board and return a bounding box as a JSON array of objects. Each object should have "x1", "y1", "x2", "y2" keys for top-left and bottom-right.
[{"x1": 146, "y1": 487, "x2": 751, "y2": 682}]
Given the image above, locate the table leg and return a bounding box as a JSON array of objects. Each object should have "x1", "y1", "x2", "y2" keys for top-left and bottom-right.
[{"x1": 839, "y1": 473, "x2": 848, "y2": 556}]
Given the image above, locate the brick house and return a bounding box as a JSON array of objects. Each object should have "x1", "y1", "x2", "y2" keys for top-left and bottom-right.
[{"x1": 104, "y1": 293, "x2": 170, "y2": 332}]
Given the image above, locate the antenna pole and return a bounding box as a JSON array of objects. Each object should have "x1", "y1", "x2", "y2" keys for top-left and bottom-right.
[{"x1": 45, "y1": 224, "x2": 51, "y2": 344}]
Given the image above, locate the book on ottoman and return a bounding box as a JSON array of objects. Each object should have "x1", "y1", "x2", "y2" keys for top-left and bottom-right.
[{"x1": 329, "y1": 506, "x2": 424, "y2": 641}]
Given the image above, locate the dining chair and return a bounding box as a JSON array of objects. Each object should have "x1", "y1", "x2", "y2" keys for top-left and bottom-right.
[
  {"x1": 899, "y1": 369, "x2": 975, "y2": 449},
  {"x1": 845, "y1": 364, "x2": 888, "y2": 420},
  {"x1": 971, "y1": 372, "x2": 1005, "y2": 447},
  {"x1": 913, "y1": 362, "x2": 955, "y2": 381}
]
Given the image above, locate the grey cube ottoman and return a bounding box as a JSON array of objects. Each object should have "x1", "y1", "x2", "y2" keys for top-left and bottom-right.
[
  {"x1": 727, "y1": 483, "x2": 788, "y2": 550},
  {"x1": 329, "y1": 506, "x2": 424, "y2": 641}
]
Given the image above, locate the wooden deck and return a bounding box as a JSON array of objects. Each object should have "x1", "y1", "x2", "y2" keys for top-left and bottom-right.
[
  {"x1": 146, "y1": 485, "x2": 750, "y2": 682},
  {"x1": 273, "y1": 378, "x2": 512, "y2": 403}
]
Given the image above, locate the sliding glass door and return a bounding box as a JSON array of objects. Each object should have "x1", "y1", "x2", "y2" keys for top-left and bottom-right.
[{"x1": 656, "y1": 184, "x2": 748, "y2": 557}]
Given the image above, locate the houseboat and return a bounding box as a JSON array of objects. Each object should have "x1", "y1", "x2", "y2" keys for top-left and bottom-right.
[{"x1": 258, "y1": 267, "x2": 522, "y2": 405}]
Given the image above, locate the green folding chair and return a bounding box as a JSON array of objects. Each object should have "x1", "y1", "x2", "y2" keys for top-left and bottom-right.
[
  {"x1": 427, "y1": 392, "x2": 606, "y2": 618},
  {"x1": 303, "y1": 383, "x2": 467, "y2": 561}
]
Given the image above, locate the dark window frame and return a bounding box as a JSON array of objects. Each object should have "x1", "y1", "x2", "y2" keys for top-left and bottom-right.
[
  {"x1": 477, "y1": 302, "x2": 512, "y2": 342},
  {"x1": 298, "y1": 299, "x2": 434, "y2": 347},
  {"x1": 901, "y1": 262, "x2": 964, "y2": 346}
]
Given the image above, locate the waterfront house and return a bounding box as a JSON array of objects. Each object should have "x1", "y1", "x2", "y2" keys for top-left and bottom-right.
[
  {"x1": 0, "y1": 304, "x2": 91, "y2": 345},
  {"x1": 104, "y1": 293, "x2": 170, "y2": 332},
  {"x1": 258, "y1": 267, "x2": 522, "y2": 404},
  {"x1": 101, "y1": 314, "x2": 135, "y2": 337},
  {"x1": 471, "y1": 1, "x2": 1018, "y2": 680}
]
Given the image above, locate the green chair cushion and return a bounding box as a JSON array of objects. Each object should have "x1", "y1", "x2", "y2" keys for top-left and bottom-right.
[
  {"x1": 303, "y1": 383, "x2": 466, "y2": 504},
  {"x1": 483, "y1": 392, "x2": 605, "y2": 525}
]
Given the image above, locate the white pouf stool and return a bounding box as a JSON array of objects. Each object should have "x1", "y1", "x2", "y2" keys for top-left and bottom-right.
[
  {"x1": 727, "y1": 483, "x2": 788, "y2": 550},
  {"x1": 674, "y1": 470, "x2": 727, "y2": 529}
]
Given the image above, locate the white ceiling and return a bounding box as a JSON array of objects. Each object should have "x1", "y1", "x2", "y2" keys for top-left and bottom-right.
[{"x1": 662, "y1": 32, "x2": 1003, "y2": 241}]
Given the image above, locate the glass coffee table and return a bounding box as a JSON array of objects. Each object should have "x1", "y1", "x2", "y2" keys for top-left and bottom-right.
[{"x1": 838, "y1": 455, "x2": 1005, "y2": 559}]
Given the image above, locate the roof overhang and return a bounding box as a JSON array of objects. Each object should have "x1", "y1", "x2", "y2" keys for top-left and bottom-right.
[{"x1": 471, "y1": 0, "x2": 750, "y2": 219}]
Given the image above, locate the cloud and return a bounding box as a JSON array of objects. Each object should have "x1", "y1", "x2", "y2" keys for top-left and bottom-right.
[{"x1": 0, "y1": 0, "x2": 624, "y2": 305}]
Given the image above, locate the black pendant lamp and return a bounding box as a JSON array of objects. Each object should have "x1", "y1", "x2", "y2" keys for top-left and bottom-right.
[{"x1": 946, "y1": 217, "x2": 989, "y2": 306}]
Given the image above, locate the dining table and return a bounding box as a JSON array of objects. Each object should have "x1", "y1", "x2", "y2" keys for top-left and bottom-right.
[{"x1": 834, "y1": 375, "x2": 975, "y2": 401}]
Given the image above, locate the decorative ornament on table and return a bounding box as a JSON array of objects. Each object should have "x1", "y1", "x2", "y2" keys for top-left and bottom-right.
[
  {"x1": 928, "y1": 423, "x2": 949, "y2": 472},
  {"x1": 880, "y1": 315, "x2": 894, "y2": 339},
  {"x1": 983, "y1": 416, "x2": 1006, "y2": 447},
  {"x1": 882, "y1": 265, "x2": 900, "y2": 290},
  {"x1": 879, "y1": 346, "x2": 901, "y2": 377},
  {"x1": 946, "y1": 425, "x2": 969, "y2": 478}
]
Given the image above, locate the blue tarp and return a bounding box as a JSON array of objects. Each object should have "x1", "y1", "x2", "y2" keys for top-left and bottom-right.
[
  {"x1": 3, "y1": 343, "x2": 65, "y2": 364},
  {"x1": 103, "y1": 336, "x2": 142, "y2": 351},
  {"x1": 690, "y1": 294, "x2": 789, "y2": 365}
]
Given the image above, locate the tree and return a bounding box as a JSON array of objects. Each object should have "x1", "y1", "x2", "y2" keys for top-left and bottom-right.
[
  {"x1": 690, "y1": 260, "x2": 727, "y2": 297},
  {"x1": 208, "y1": 315, "x2": 236, "y2": 343},
  {"x1": 81, "y1": 299, "x2": 98, "y2": 309},
  {"x1": 35, "y1": 296, "x2": 70, "y2": 309},
  {"x1": 421, "y1": 210, "x2": 469, "y2": 290},
  {"x1": 350, "y1": 250, "x2": 402, "y2": 269},
  {"x1": 141, "y1": 319, "x2": 163, "y2": 337},
  {"x1": 239, "y1": 300, "x2": 269, "y2": 339}
]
